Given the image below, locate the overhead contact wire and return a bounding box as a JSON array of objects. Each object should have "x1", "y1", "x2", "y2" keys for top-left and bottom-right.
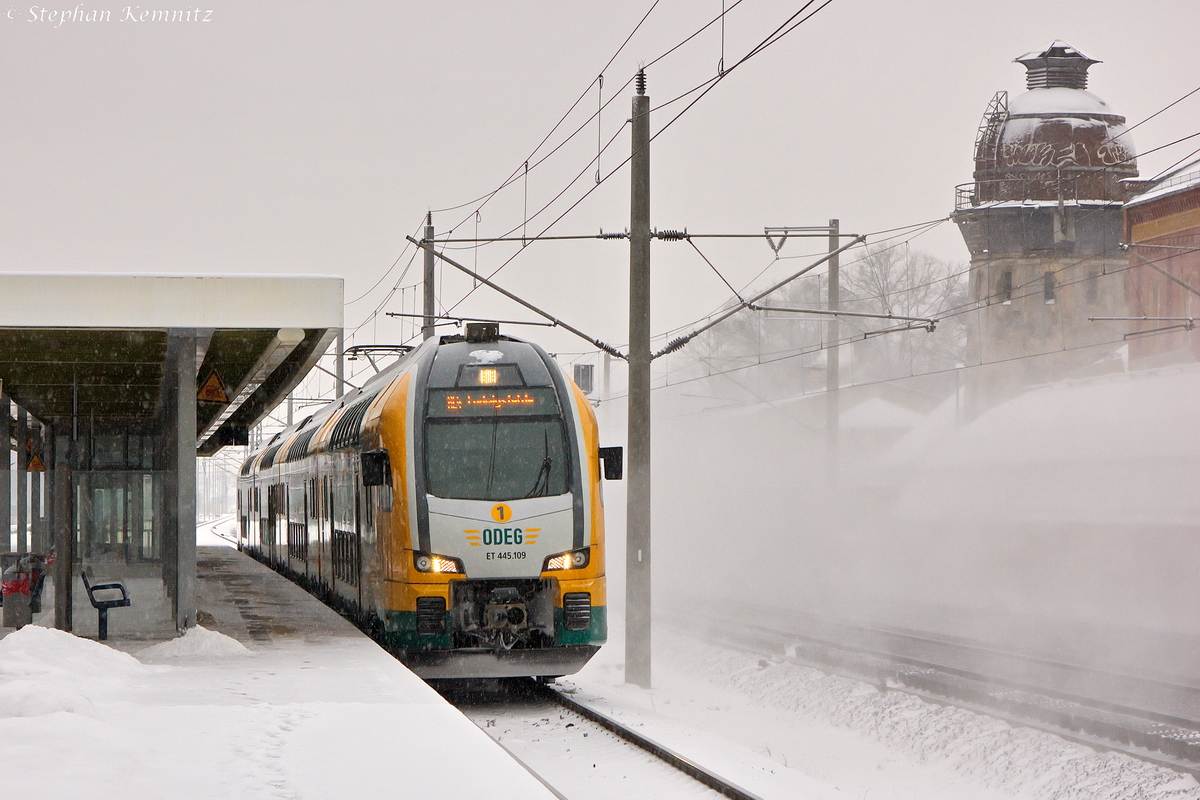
[{"x1": 441, "y1": 1, "x2": 838, "y2": 315}]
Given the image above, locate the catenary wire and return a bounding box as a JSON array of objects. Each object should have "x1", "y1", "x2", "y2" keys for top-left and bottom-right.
[
  {"x1": 609, "y1": 249, "x2": 1184, "y2": 405},
  {"x1": 352, "y1": 35, "x2": 1193, "y2": 331},
  {"x1": 427, "y1": 0, "x2": 663, "y2": 217},
  {"x1": 430, "y1": 0, "x2": 754, "y2": 246},
  {"x1": 352, "y1": 1, "x2": 834, "y2": 333},
  {"x1": 1105, "y1": 84, "x2": 1200, "y2": 147},
  {"x1": 436, "y1": 2, "x2": 838, "y2": 319}
]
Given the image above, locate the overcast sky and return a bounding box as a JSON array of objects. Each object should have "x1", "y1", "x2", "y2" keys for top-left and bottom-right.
[{"x1": 3, "y1": 0, "x2": 1198, "y2": 359}]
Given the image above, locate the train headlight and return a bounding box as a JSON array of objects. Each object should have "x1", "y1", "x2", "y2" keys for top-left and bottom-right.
[
  {"x1": 413, "y1": 552, "x2": 464, "y2": 574},
  {"x1": 542, "y1": 547, "x2": 590, "y2": 572}
]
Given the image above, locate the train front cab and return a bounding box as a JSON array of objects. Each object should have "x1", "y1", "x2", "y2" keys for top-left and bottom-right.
[
  {"x1": 381, "y1": 542, "x2": 609, "y2": 679},
  {"x1": 376, "y1": 341, "x2": 619, "y2": 679}
]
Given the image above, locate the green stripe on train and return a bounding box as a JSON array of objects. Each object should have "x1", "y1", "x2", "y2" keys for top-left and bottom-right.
[
  {"x1": 384, "y1": 606, "x2": 607, "y2": 650},
  {"x1": 555, "y1": 605, "x2": 607, "y2": 646},
  {"x1": 384, "y1": 610, "x2": 452, "y2": 651}
]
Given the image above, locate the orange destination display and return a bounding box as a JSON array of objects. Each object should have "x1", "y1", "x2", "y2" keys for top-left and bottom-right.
[{"x1": 426, "y1": 387, "x2": 560, "y2": 418}]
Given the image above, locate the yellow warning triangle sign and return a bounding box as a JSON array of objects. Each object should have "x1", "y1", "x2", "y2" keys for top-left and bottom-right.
[
  {"x1": 27, "y1": 454, "x2": 46, "y2": 472},
  {"x1": 198, "y1": 370, "x2": 230, "y2": 404}
]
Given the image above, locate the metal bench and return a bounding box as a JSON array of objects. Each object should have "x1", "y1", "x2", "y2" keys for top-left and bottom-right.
[{"x1": 81, "y1": 568, "x2": 131, "y2": 641}]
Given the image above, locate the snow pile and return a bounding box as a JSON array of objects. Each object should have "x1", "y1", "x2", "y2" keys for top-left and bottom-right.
[
  {"x1": 665, "y1": 632, "x2": 1200, "y2": 800},
  {"x1": 0, "y1": 625, "x2": 160, "y2": 794},
  {"x1": 0, "y1": 626, "x2": 146, "y2": 720},
  {"x1": 139, "y1": 625, "x2": 253, "y2": 659},
  {"x1": 0, "y1": 679, "x2": 98, "y2": 718},
  {"x1": 0, "y1": 623, "x2": 146, "y2": 683}
]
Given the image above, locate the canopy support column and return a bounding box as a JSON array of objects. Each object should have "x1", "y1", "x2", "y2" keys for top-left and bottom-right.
[
  {"x1": 53, "y1": 430, "x2": 73, "y2": 632},
  {"x1": 1, "y1": 395, "x2": 9, "y2": 553},
  {"x1": 167, "y1": 329, "x2": 198, "y2": 632}
]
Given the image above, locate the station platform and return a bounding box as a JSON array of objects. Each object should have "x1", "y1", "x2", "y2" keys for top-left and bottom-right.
[{"x1": 0, "y1": 544, "x2": 556, "y2": 799}]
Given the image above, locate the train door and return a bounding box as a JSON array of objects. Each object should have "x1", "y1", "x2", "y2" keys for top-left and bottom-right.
[
  {"x1": 309, "y1": 474, "x2": 324, "y2": 582},
  {"x1": 279, "y1": 484, "x2": 289, "y2": 568},
  {"x1": 288, "y1": 475, "x2": 307, "y2": 576},
  {"x1": 302, "y1": 479, "x2": 312, "y2": 578},
  {"x1": 270, "y1": 482, "x2": 285, "y2": 566},
  {"x1": 331, "y1": 463, "x2": 360, "y2": 610},
  {"x1": 247, "y1": 484, "x2": 254, "y2": 546},
  {"x1": 323, "y1": 474, "x2": 333, "y2": 595},
  {"x1": 269, "y1": 484, "x2": 278, "y2": 564},
  {"x1": 238, "y1": 486, "x2": 249, "y2": 546},
  {"x1": 261, "y1": 484, "x2": 274, "y2": 558},
  {"x1": 355, "y1": 471, "x2": 368, "y2": 614},
  {"x1": 253, "y1": 483, "x2": 262, "y2": 550}
]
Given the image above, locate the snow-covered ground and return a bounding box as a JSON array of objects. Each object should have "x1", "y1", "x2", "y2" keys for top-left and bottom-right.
[
  {"x1": 2, "y1": 519, "x2": 1196, "y2": 798},
  {"x1": 565, "y1": 622, "x2": 1200, "y2": 800},
  {"x1": 0, "y1": 540, "x2": 556, "y2": 799},
  {"x1": 197, "y1": 513, "x2": 239, "y2": 547}
]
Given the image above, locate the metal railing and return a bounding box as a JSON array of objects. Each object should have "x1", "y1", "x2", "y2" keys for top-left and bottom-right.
[
  {"x1": 1146, "y1": 169, "x2": 1200, "y2": 195},
  {"x1": 954, "y1": 177, "x2": 1118, "y2": 211}
]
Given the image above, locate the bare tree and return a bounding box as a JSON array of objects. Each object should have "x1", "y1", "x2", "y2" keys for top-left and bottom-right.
[
  {"x1": 673, "y1": 245, "x2": 968, "y2": 395},
  {"x1": 838, "y1": 245, "x2": 968, "y2": 381}
]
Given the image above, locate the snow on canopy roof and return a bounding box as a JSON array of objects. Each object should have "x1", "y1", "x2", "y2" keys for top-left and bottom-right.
[{"x1": 1007, "y1": 87, "x2": 1115, "y2": 117}]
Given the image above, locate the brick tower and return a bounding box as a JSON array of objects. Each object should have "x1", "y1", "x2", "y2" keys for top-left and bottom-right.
[{"x1": 952, "y1": 41, "x2": 1138, "y2": 410}]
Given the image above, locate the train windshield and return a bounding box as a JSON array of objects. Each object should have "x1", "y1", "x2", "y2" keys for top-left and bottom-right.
[{"x1": 425, "y1": 418, "x2": 570, "y2": 501}]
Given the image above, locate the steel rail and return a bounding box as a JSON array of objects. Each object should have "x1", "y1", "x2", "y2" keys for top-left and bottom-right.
[
  {"x1": 682, "y1": 612, "x2": 1200, "y2": 778},
  {"x1": 203, "y1": 519, "x2": 240, "y2": 547},
  {"x1": 533, "y1": 681, "x2": 763, "y2": 800}
]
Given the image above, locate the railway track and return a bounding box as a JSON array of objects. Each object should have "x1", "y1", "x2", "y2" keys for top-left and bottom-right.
[
  {"x1": 679, "y1": 608, "x2": 1200, "y2": 779},
  {"x1": 213, "y1": 521, "x2": 757, "y2": 795},
  {"x1": 439, "y1": 678, "x2": 762, "y2": 800},
  {"x1": 200, "y1": 515, "x2": 240, "y2": 546}
]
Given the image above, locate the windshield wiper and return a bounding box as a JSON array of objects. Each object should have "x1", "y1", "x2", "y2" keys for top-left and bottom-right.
[{"x1": 525, "y1": 429, "x2": 553, "y2": 498}]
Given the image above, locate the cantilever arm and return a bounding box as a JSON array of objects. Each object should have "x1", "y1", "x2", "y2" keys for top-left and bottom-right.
[{"x1": 405, "y1": 236, "x2": 627, "y2": 361}]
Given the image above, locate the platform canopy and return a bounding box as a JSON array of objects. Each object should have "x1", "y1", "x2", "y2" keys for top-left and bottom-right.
[{"x1": 0, "y1": 274, "x2": 342, "y2": 454}]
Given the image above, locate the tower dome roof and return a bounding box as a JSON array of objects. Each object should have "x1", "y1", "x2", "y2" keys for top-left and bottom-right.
[
  {"x1": 1014, "y1": 40, "x2": 1098, "y2": 91},
  {"x1": 972, "y1": 42, "x2": 1137, "y2": 204}
]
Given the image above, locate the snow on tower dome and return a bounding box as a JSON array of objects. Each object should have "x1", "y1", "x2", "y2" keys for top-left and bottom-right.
[
  {"x1": 1008, "y1": 41, "x2": 1120, "y2": 119},
  {"x1": 1007, "y1": 87, "x2": 1114, "y2": 118},
  {"x1": 971, "y1": 40, "x2": 1137, "y2": 205}
]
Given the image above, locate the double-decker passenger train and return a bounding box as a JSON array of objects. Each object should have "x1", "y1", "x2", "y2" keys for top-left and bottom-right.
[{"x1": 237, "y1": 324, "x2": 621, "y2": 678}]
